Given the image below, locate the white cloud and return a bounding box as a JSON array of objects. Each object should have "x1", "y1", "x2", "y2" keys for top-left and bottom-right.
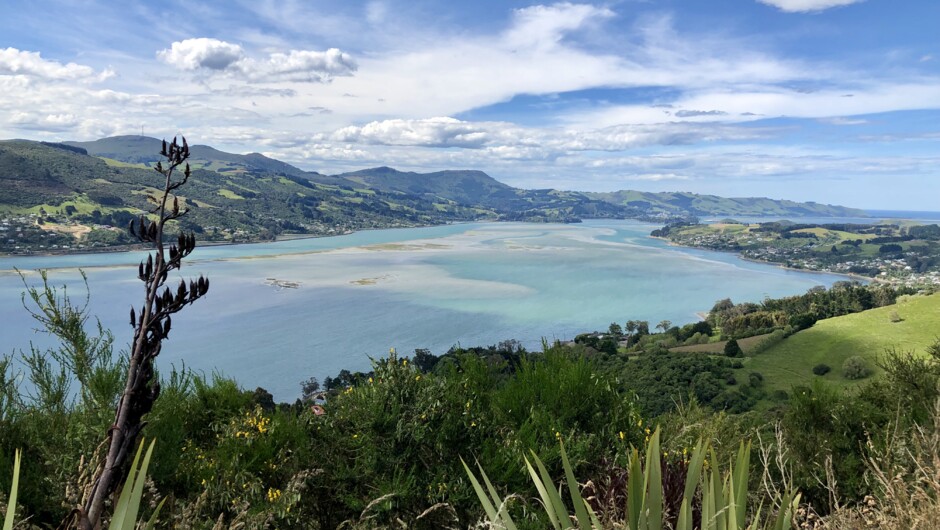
[
  {"x1": 0, "y1": 48, "x2": 112, "y2": 82},
  {"x1": 505, "y1": 3, "x2": 615, "y2": 49},
  {"x1": 757, "y1": 0, "x2": 864, "y2": 13},
  {"x1": 157, "y1": 38, "x2": 245, "y2": 71},
  {"x1": 158, "y1": 38, "x2": 356, "y2": 82},
  {"x1": 252, "y1": 49, "x2": 357, "y2": 81},
  {"x1": 329, "y1": 117, "x2": 771, "y2": 156}
]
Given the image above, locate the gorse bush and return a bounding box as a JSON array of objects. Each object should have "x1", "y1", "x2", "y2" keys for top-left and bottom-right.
[
  {"x1": 842, "y1": 356, "x2": 872, "y2": 380},
  {"x1": 812, "y1": 364, "x2": 831, "y2": 376}
]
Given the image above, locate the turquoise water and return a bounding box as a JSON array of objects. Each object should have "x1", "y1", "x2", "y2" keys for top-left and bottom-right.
[{"x1": 1, "y1": 220, "x2": 849, "y2": 400}]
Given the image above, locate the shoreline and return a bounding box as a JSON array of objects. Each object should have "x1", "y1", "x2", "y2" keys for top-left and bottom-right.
[
  {"x1": 0, "y1": 220, "x2": 468, "y2": 259},
  {"x1": 651, "y1": 235, "x2": 876, "y2": 284}
]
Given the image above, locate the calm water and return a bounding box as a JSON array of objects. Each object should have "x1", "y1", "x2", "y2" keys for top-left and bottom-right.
[{"x1": 1, "y1": 220, "x2": 851, "y2": 400}]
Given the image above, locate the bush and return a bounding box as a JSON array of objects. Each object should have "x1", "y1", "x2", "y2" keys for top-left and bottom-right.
[
  {"x1": 724, "y1": 338, "x2": 743, "y2": 358},
  {"x1": 889, "y1": 310, "x2": 902, "y2": 323},
  {"x1": 812, "y1": 363, "x2": 831, "y2": 376},
  {"x1": 842, "y1": 356, "x2": 872, "y2": 380}
]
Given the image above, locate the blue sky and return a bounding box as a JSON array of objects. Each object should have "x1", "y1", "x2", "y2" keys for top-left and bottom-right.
[{"x1": 1, "y1": 0, "x2": 939, "y2": 209}]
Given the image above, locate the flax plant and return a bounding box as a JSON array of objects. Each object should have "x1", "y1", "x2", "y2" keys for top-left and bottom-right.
[{"x1": 464, "y1": 427, "x2": 801, "y2": 529}]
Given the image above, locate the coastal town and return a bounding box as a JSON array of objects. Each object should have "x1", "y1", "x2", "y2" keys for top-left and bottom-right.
[{"x1": 653, "y1": 220, "x2": 940, "y2": 289}]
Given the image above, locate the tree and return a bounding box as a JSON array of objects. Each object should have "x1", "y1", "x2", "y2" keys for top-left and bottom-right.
[
  {"x1": 656, "y1": 320, "x2": 672, "y2": 333},
  {"x1": 78, "y1": 138, "x2": 210, "y2": 530},
  {"x1": 608, "y1": 322, "x2": 623, "y2": 336},
  {"x1": 636, "y1": 321, "x2": 650, "y2": 336},
  {"x1": 724, "y1": 338, "x2": 743, "y2": 358},
  {"x1": 625, "y1": 320, "x2": 638, "y2": 336}
]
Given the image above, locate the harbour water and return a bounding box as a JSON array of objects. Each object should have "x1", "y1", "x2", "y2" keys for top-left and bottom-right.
[{"x1": 1, "y1": 220, "x2": 854, "y2": 400}]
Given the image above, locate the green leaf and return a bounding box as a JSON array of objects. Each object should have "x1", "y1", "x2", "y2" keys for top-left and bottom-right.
[
  {"x1": 3, "y1": 449, "x2": 21, "y2": 530},
  {"x1": 560, "y1": 439, "x2": 592, "y2": 529},
  {"x1": 626, "y1": 448, "x2": 644, "y2": 530},
  {"x1": 525, "y1": 456, "x2": 562, "y2": 530},
  {"x1": 682, "y1": 440, "x2": 706, "y2": 505},
  {"x1": 111, "y1": 438, "x2": 157, "y2": 530},
  {"x1": 532, "y1": 450, "x2": 571, "y2": 528},
  {"x1": 644, "y1": 428, "x2": 663, "y2": 530},
  {"x1": 732, "y1": 441, "x2": 751, "y2": 529},
  {"x1": 461, "y1": 457, "x2": 500, "y2": 524}
]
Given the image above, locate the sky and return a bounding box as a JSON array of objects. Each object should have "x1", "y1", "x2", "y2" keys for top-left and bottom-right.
[{"x1": 1, "y1": 0, "x2": 939, "y2": 210}]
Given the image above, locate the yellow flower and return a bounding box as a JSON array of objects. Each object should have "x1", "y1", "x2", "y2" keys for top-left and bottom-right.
[
  {"x1": 267, "y1": 487, "x2": 281, "y2": 503},
  {"x1": 415, "y1": 374, "x2": 421, "y2": 381},
  {"x1": 369, "y1": 377, "x2": 374, "y2": 384},
  {"x1": 619, "y1": 431, "x2": 625, "y2": 440},
  {"x1": 470, "y1": 421, "x2": 477, "y2": 427},
  {"x1": 352, "y1": 433, "x2": 359, "y2": 439}
]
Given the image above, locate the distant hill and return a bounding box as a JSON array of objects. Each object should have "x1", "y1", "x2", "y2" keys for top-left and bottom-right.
[
  {"x1": 0, "y1": 135, "x2": 871, "y2": 253},
  {"x1": 587, "y1": 190, "x2": 868, "y2": 218}
]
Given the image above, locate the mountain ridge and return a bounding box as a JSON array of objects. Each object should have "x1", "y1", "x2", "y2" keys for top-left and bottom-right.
[{"x1": 0, "y1": 136, "x2": 869, "y2": 253}]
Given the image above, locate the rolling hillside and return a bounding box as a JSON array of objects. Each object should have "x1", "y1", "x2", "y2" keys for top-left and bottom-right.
[
  {"x1": 737, "y1": 292, "x2": 940, "y2": 393},
  {"x1": 1, "y1": 135, "x2": 872, "y2": 253},
  {"x1": 588, "y1": 190, "x2": 868, "y2": 218}
]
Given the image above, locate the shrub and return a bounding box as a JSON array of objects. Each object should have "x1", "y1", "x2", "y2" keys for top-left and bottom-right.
[
  {"x1": 889, "y1": 310, "x2": 902, "y2": 323},
  {"x1": 843, "y1": 356, "x2": 872, "y2": 380},
  {"x1": 723, "y1": 339, "x2": 743, "y2": 358},
  {"x1": 812, "y1": 363, "x2": 831, "y2": 376}
]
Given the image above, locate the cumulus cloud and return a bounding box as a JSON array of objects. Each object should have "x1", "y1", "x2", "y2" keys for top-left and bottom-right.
[
  {"x1": 0, "y1": 48, "x2": 112, "y2": 82},
  {"x1": 333, "y1": 117, "x2": 491, "y2": 148},
  {"x1": 158, "y1": 38, "x2": 356, "y2": 82},
  {"x1": 757, "y1": 0, "x2": 864, "y2": 13},
  {"x1": 253, "y1": 49, "x2": 357, "y2": 81},
  {"x1": 157, "y1": 38, "x2": 245, "y2": 70}
]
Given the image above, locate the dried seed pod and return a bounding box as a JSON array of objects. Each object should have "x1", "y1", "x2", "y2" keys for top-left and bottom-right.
[
  {"x1": 164, "y1": 316, "x2": 172, "y2": 337},
  {"x1": 130, "y1": 306, "x2": 136, "y2": 327}
]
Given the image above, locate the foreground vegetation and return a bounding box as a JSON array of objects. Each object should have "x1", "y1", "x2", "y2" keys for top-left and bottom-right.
[{"x1": 2, "y1": 278, "x2": 940, "y2": 527}]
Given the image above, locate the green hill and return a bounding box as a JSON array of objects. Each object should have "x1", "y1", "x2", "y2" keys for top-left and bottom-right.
[
  {"x1": 0, "y1": 140, "x2": 488, "y2": 252},
  {"x1": 587, "y1": 190, "x2": 868, "y2": 218},
  {"x1": 737, "y1": 292, "x2": 940, "y2": 393},
  {"x1": 1, "y1": 135, "x2": 872, "y2": 253}
]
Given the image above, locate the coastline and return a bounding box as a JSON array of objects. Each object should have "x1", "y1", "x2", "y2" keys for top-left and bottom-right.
[
  {"x1": 0, "y1": 219, "x2": 466, "y2": 259},
  {"x1": 651, "y1": 234, "x2": 875, "y2": 284}
]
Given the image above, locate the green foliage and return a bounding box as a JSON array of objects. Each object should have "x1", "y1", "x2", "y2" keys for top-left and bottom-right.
[
  {"x1": 465, "y1": 428, "x2": 800, "y2": 530},
  {"x1": 812, "y1": 364, "x2": 831, "y2": 376},
  {"x1": 724, "y1": 339, "x2": 744, "y2": 358},
  {"x1": 842, "y1": 356, "x2": 872, "y2": 380}
]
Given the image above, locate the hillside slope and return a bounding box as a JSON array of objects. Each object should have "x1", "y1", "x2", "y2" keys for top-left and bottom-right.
[
  {"x1": 739, "y1": 292, "x2": 940, "y2": 393},
  {"x1": 588, "y1": 190, "x2": 868, "y2": 217}
]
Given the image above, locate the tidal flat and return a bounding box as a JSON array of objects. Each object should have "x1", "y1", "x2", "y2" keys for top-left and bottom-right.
[{"x1": 0, "y1": 220, "x2": 849, "y2": 400}]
